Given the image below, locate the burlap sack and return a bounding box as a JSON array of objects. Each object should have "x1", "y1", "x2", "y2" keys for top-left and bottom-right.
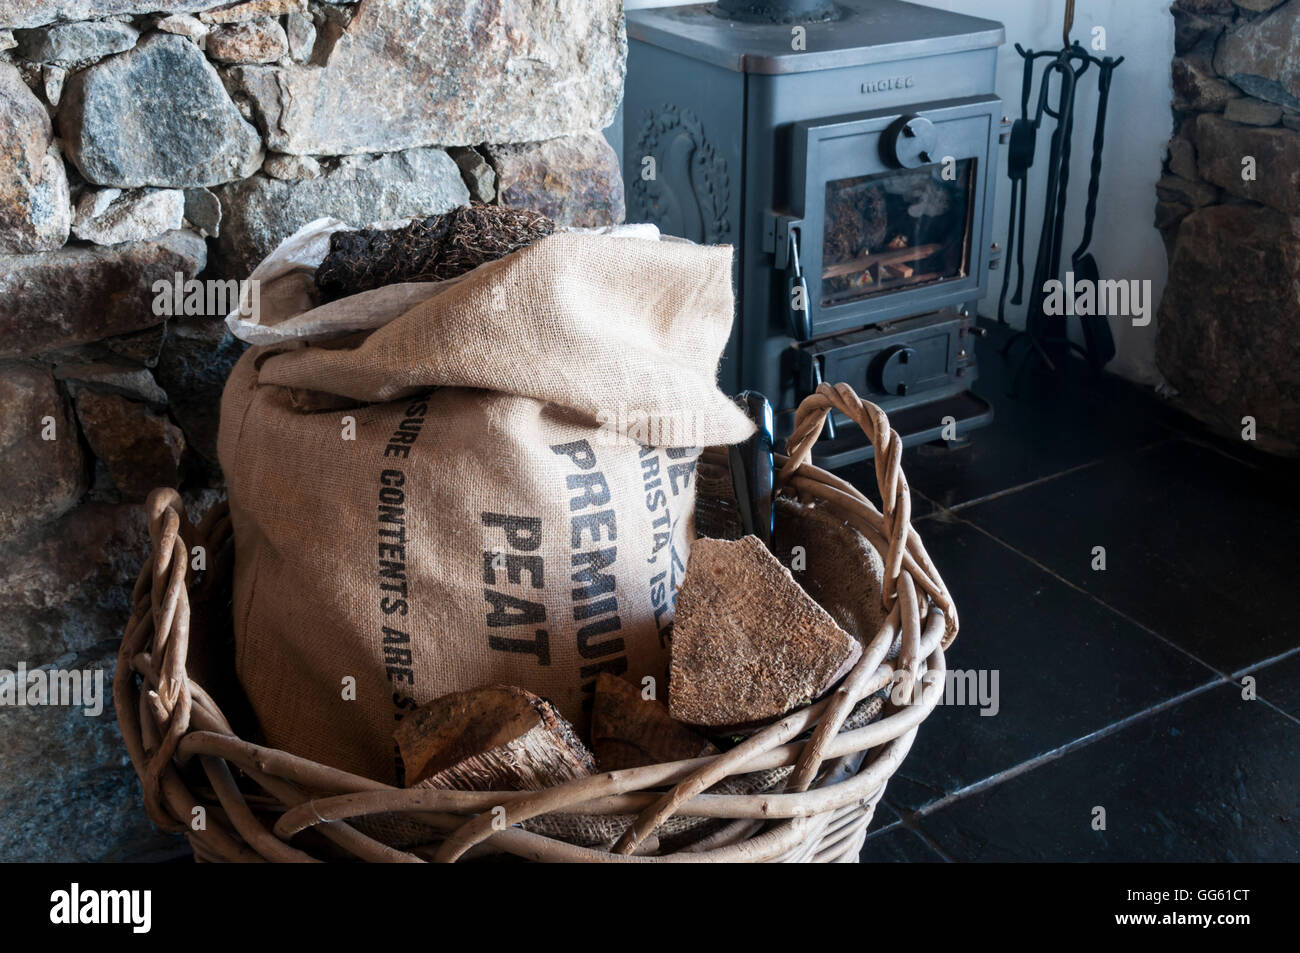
[{"x1": 218, "y1": 231, "x2": 754, "y2": 782}]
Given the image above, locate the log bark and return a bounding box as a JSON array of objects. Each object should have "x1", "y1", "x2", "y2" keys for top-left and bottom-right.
[
  {"x1": 394, "y1": 685, "x2": 595, "y2": 790},
  {"x1": 591, "y1": 673, "x2": 717, "y2": 771},
  {"x1": 669, "y1": 535, "x2": 862, "y2": 728}
]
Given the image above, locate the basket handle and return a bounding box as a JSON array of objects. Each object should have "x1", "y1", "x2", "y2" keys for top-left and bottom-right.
[
  {"x1": 115, "y1": 489, "x2": 197, "y2": 830},
  {"x1": 777, "y1": 382, "x2": 913, "y2": 610}
]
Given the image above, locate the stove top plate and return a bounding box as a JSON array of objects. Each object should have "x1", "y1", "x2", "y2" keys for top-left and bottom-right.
[{"x1": 628, "y1": 0, "x2": 1004, "y2": 75}]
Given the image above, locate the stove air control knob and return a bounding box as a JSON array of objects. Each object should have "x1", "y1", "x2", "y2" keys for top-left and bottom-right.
[
  {"x1": 885, "y1": 115, "x2": 938, "y2": 170},
  {"x1": 872, "y1": 345, "x2": 919, "y2": 397}
]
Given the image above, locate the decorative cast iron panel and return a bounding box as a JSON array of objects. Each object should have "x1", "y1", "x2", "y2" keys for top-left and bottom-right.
[{"x1": 630, "y1": 105, "x2": 732, "y2": 245}]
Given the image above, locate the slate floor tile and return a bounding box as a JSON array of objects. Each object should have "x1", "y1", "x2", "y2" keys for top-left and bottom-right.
[
  {"x1": 915, "y1": 684, "x2": 1300, "y2": 861},
  {"x1": 869, "y1": 797, "x2": 901, "y2": 830},
  {"x1": 859, "y1": 825, "x2": 947, "y2": 863},
  {"x1": 1246, "y1": 650, "x2": 1300, "y2": 722},
  {"x1": 895, "y1": 324, "x2": 1170, "y2": 510},
  {"x1": 883, "y1": 516, "x2": 1218, "y2": 811},
  {"x1": 1153, "y1": 398, "x2": 1300, "y2": 476},
  {"x1": 961, "y1": 439, "x2": 1300, "y2": 673}
]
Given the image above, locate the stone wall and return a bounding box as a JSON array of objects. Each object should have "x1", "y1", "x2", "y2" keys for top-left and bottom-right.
[
  {"x1": 1156, "y1": 0, "x2": 1300, "y2": 456},
  {"x1": 0, "y1": 0, "x2": 626, "y2": 861}
]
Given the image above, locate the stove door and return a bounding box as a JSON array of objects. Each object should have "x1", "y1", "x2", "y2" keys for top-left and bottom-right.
[{"x1": 781, "y1": 95, "x2": 1001, "y2": 339}]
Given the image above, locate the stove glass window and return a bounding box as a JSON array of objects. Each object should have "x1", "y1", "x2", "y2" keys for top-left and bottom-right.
[{"x1": 821, "y1": 160, "x2": 974, "y2": 307}]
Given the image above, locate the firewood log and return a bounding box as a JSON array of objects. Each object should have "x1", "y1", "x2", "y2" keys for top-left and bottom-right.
[
  {"x1": 394, "y1": 685, "x2": 595, "y2": 790},
  {"x1": 773, "y1": 496, "x2": 888, "y2": 643},
  {"x1": 669, "y1": 535, "x2": 863, "y2": 728},
  {"x1": 591, "y1": 672, "x2": 717, "y2": 771}
]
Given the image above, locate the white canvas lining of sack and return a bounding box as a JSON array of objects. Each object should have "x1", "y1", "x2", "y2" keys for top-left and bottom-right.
[{"x1": 225, "y1": 217, "x2": 664, "y2": 348}]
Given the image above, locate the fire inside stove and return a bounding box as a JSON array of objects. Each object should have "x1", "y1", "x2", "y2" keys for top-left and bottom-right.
[{"x1": 822, "y1": 162, "x2": 974, "y2": 306}]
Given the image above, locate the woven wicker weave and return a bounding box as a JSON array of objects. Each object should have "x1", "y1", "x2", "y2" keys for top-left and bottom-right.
[{"x1": 115, "y1": 383, "x2": 957, "y2": 862}]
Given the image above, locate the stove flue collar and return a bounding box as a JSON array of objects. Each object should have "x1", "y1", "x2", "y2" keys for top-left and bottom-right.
[{"x1": 712, "y1": 0, "x2": 841, "y2": 24}]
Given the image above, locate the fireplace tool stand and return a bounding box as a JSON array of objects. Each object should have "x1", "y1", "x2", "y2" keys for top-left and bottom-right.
[{"x1": 997, "y1": 2, "x2": 1124, "y2": 395}]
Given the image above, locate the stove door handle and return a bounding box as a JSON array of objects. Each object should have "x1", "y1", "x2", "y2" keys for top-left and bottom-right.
[
  {"x1": 785, "y1": 228, "x2": 812, "y2": 342},
  {"x1": 809, "y1": 355, "x2": 837, "y2": 440}
]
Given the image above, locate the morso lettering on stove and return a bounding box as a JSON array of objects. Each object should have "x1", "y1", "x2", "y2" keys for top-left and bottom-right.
[{"x1": 861, "y1": 76, "x2": 915, "y2": 94}]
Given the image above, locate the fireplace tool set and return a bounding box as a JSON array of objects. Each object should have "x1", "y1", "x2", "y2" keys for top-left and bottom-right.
[{"x1": 997, "y1": 1, "x2": 1125, "y2": 386}]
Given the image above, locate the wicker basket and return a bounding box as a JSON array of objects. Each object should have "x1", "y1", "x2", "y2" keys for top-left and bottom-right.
[{"x1": 115, "y1": 383, "x2": 958, "y2": 863}]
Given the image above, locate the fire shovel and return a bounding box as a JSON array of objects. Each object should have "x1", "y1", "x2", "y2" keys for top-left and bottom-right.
[{"x1": 1070, "y1": 54, "x2": 1122, "y2": 373}]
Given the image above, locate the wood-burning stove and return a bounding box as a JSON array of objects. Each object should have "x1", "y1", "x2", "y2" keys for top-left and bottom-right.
[{"x1": 624, "y1": 0, "x2": 1007, "y2": 465}]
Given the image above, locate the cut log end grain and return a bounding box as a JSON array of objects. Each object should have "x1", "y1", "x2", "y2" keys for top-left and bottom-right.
[
  {"x1": 394, "y1": 684, "x2": 595, "y2": 790},
  {"x1": 668, "y1": 535, "x2": 863, "y2": 728},
  {"x1": 591, "y1": 672, "x2": 717, "y2": 771}
]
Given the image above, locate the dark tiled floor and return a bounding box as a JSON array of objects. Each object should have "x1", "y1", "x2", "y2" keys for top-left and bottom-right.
[
  {"x1": 896, "y1": 331, "x2": 1174, "y2": 512},
  {"x1": 1249, "y1": 652, "x2": 1300, "y2": 722},
  {"x1": 881, "y1": 517, "x2": 1217, "y2": 811},
  {"x1": 854, "y1": 322, "x2": 1300, "y2": 862},
  {"x1": 961, "y1": 440, "x2": 1300, "y2": 673},
  {"x1": 858, "y1": 824, "x2": 948, "y2": 863},
  {"x1": 913, "y1": 686, "x2": 1299, "y2": 862}
]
